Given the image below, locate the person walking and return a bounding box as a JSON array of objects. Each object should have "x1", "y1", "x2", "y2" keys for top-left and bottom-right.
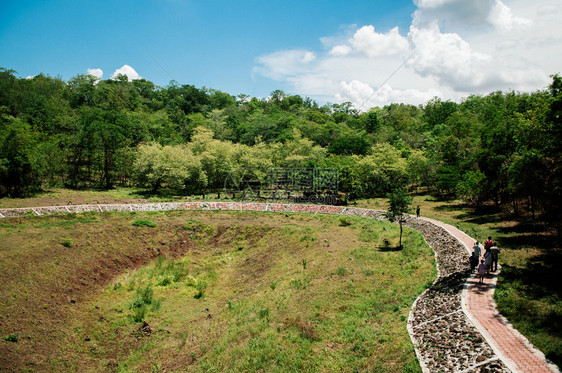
[
  {"x1": 484, "y1": 236, "x2": 494, "y2": 251},
  {"x1": 416, "y1": 205, "x2": 420, "y2": 217},
  {"x1": 484, "y1": 248, "x2": 493, "y2": 275},
  {"x1": 470, "y1": 251, "x2": 479, "y2": 272},
  {"x1": 472, "y1": 241, "x2": 481, "y2": 259},
  {"x1": 478, "y1": 259, "x2": 486, "y2": 283},
  {"x1": 490, "y1": 246, "x2": 500, "y2": 272}
]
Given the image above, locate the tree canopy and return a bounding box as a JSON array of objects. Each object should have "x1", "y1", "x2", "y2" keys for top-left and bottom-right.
[{"x1": 1, "y1": 67, "x2": 562, "y2": 234}]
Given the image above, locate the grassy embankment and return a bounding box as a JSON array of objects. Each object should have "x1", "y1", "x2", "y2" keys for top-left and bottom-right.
[
  {"x1": 356, "y1": 196, "x2": 562, "y2": 368},
  {"x1": 0, "y1": 199, "x2": 435, "y2": 372}
]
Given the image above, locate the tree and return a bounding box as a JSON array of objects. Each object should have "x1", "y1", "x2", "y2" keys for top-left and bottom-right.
[
  {"x1": 328, "y1": 132, "x2": 371, "y2": 156},
  {"x1": 0, "y1": 112, "x2": 40, "y2": 196},
  {"x1": 385, "y1": 188, "x2": 413, "y2": 249}
]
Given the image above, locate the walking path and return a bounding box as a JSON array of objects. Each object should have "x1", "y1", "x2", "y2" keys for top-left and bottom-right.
[
  {"x1": 0, "y1": 202, "x2": 559, "y2": 372},
  {"x1": 425, "y1": 218, "x2": 559, "y2": 373}
]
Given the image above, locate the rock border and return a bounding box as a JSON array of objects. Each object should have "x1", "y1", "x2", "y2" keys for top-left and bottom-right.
[{"x1": 0, "y1": 201, "x2": 510, "y2": 371}]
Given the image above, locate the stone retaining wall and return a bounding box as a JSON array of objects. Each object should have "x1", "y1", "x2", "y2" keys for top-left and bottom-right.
[{"x1": 0, "y1": 202, "x2": 510, "y2": 371}]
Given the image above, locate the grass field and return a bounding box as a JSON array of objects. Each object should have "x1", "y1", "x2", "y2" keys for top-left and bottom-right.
[
  {"x1": 0, "y1": 207, "x2": 435, "y2": 372},
  {"x1": 2, "y1": 187, "x2": 560, "y2": 369}
]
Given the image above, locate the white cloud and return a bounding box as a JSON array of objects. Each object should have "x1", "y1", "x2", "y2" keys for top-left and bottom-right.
[
  {"x1": 487, "y1": 0, "x2": 532, "y2": 31},
  {"x1": 349, "y1": 26, "x2": 410, "y2": 58},
  {"x1": 87, "y1": 68, "x2": 103, "y2": 80},
  {"x1": 335, "y1": 80, "x2": 444, "y2": 109},
  {"x1": 253, "y1": 0, "x2": 559, "y2": 110},
  {"x1": 330, "y1": 45, "x2": 352, "y2": 56},
  {"x1": 254, "y1": 50, "x2": 317, "y2": 81},
  {"x1": 111, "y1": 65, "x2": 141, "y2": 81},
  {"x1": 408, "y1": 21, "x2": 492, "y2": 90},
  {"x1": 301, "y1": 51, "x2": 316, "y2": 63}
]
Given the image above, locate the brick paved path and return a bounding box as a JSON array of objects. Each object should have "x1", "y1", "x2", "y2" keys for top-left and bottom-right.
[{"x1": 423, "y1": 218, "x2": 559, "y2": 373}]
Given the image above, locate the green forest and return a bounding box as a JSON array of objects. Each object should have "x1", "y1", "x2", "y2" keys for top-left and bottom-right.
[{"x1": 1, "y1": 67, "x2": 561, "y2": 232}]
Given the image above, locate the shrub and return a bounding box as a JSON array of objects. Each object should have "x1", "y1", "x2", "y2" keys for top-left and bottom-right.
[
  {"x1": 4, "y1": 334, "x2": 18, "y2": 342},
  {"x1": 139, "y1": 285, "x2": 154, "y2": 305},
  {"x1": 339, "y1": 217, "x2": 351, "y2": 226},
  {"x1": 61, "y1": 238, "x2": 73, "y2": 248},
  {"x1": 194, "y1": 280, "x2": 207, "y2": 299},
  {"x1": 132, "y1": 219, "x2": 157, "y2": 227},
  {"x1": 129, "y1": 285, "x2": 157, "y2": 322},
  {"x1": 158, "y1": 276, "x2": 172, "y2": 286},
  {"x1": 132, "y1": 305, "x2": 147, "y2": 322}
]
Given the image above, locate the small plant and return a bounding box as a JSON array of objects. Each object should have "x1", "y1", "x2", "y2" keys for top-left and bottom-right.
[
  {"x1": 151, "y1": 298, "x2": 162, "y2": 312},
  {"x1": 302, "y1": 258, "x2": 308, "y2": 270},
  {"x1": 257, "y1": 307, "x2": 270, "y2": 320},
  {"x1": 337, "y1": 267, "x2": 348, "y2": 276},
  {"x1": 132, "y1": 218, "x2": 157, "y2": 227},
  {"x1": 129, "y1": 285, "x2": 156, "y2": 322},
  {"x1": 24, "y1": 210, "x2": 36, "y2": 218},
  {"x1": 185, "y1": 276, "x2": 197, "y2": 287},
  {"x1": 139, "y1": 285, "x2": 154, "y2": 305},
  {"x1": 289, "y1": 278, "x2": 303, "y2": 290},
  {"x1": 158, "y1": 276, "x2": 172, "y2": 286},
  {"x1": 269, "y1": 280, "x2": 278, "y2": 291},
  {"x1": 194, "y1": 280, "x2": 207, "y2": 299},
  {"x1": 61, "y1": 238, "x2": 73, "y2": 248},
  {"x1": 289, "y1": 276, "x2": 310, "y2": 290},
  {"x1": 4, "y1": 334, "x2": 19, "y2": 342},
  {"x1": 338, "y1": 217, "x2": 351, "y2": 226},
  {"x1": 132, "y1": 304, "x2": 147, "y2": 322},
  {"x1": 362, "y1": 268, "x2": 375, "y2": 276}
]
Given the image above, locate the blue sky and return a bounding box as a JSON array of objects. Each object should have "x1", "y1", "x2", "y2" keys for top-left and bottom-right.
[{"x1": 1, "y1": 0, "x2": 561, "y2": 109}]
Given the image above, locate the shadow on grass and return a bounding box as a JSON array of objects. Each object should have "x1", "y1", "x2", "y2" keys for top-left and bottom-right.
[
  {"x1": 499, "y1": 234, "x2": 558, "y2": 250},
  {"x1": 378, "y1": 246, "x2": 402, "y2": 252},
  {"x1": 501, "y1": 250, "x2": 562, "y2": 300},
  {"x1": 128, "y1": 189, "x2": 202, "y2": 199},
  {"x1": 498, "y1": 250, "x2": 562, "y2": 367},
  {"x1": 497, "y1": 220, "x2": 550, "y2": 234}
]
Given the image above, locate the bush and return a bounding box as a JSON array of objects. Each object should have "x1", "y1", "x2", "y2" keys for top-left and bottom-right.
[
  {"x1": 338, "y1": 217, "x2": 351, "y2": 226},
  {"x1": 132, "y1": 219, "x2": 157, "y2": 227},
  {"x1": 4, "y1": 334, "x2": 18, "y2": 342},
  {"x1": 129, "y1": 285, "x2": 158, "y2": 322},
  {"x1": 61, "y1": 238, "x2": 73, "y2": 247},
  {"x1": 194, "y1": 280, "x2": 207, "y2": 299}
]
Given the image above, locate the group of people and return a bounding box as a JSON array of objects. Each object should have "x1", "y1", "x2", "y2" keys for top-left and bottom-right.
[{"x1": 469, "y1": 237, "x2": 500, "y2": 283}]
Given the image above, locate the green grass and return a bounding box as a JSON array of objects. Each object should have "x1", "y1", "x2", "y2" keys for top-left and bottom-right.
[
  {"x1": 131, "y1": 218, "x2": 157, "y2": 227},
  {"x1": 0, "y1": 209, "x2": 435, "y2": 371}
]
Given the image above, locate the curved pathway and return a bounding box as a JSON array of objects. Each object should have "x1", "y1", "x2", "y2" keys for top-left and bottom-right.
[
  {"x1": 0, "y1": 202, "x2": 559, "y2": 372},
  {"x1": 426, "y1": 219, "x2": 559, "y2": 373}
]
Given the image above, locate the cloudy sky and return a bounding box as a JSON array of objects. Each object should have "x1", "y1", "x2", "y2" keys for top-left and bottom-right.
[{"x1": 1, "y1": 0, "x2": 560, "y2": 109}]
